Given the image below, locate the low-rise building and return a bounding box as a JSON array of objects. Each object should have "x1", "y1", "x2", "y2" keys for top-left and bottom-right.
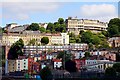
[
  {"x1": 24, "y1": 43, "x2": 88, "y2": 55},
  {"x1": 74, "y1": 59, "x2": 85, "y2": 71},
  {"x1": 84, "y1": 55, "x2": 114, "y2": 71},
  {"x1": 7, "y1": 60, "x2": 16, "y2": 73},
  {"x1": 33, "y1": 62, "x2": 40, "y2": 74},
  {"x1": 108, "y1": 37, "x2": 120, "y2": 47},
  {"x1": 7, "y1": 56, "x2": 28, "y2": 73},
  {"x1": 28, "y1": 57, "x2": 34, "y2": 74},
  {"x1": 53, "y1": 59, "x2": 62, "y2": 69},
  {"x1": 90, "y1": 50, "x2": 116, "y2": 61}
]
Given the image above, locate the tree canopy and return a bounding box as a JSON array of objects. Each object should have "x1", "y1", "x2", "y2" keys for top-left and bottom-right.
[
  {"x1": 58, "y1": 18, "x2": 64, "y2": 24},
  {"x1": 8, "y1": 39, "x2": 24, "y2": 59},
  {"x1": 113, "y1": 63, "x2": 120, "y2": 73},
  {"x1": 80, "y1": 30, "x2": 109, "y2": 49},
  {"x1": 84, "y1": 51, "x2": 91, "y2": 58},
  {"x1": 108, "y1": 18, "x2": 120, "y2": 37},
  {"x1": 105, "y1": 67, "x2": 116, "y2": 76},
  {"x1": 81, "y1": 31, "x2": 93, "y2": 44},
  {"x1": 65, "y1": 60, "x2": 77, "y2": 72},
  {"x1": 46, "y1": 18, "x2": 66, "y2": 33},
  {"x1": 41, "y1": 37, "x2": 49, "y2": 45},
  {"x1": 28, "y1": 39, "x2": 37, "y2": 46},
  {"x1": 26, "y1": 23, "x2": 40, "y2": 31},
  {"x1": 68, "y1": 32, "x2": 81, "y2": 43},
  {"x1": 57, "y1": 51, "x2": 72, "y2": 62},
  {"x1": 39, "y1": 66, "x2": 52, "y2": 80},
  {"x1": 39, "y1": 27, "x2": 46, "y2": 33}
]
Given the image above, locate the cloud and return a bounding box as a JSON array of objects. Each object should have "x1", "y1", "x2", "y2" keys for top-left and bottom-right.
[
  {"x1": 1, "y1": 0, "x2": 120, "y2": 2},
  {"x1": 2, "y1": 2, "x2": 60, "y2": 20},
  {"x1": 78, "y1": 4, "x2": 117, "y2": 22}
]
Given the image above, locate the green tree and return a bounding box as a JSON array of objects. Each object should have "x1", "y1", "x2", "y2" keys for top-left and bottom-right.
[
  {"x1": 91, "y1": 35, "x2": 101, "y2": 45},
  {"x1": 75, "y1": 37, "x2": 81, "y2": 43},
  {"x1": 58, "y1": 18, "x2": 64, "y2": 24},
  {"x1": 101, "y1": 30, "x2": 109, "y2": 37},
  {"x1": 41, "y1": 37, "x2": 49, "y2": 45},
  {"x1": 69, "y1": 37, "x2": 76, "y2": 43},
  {"x1": 39, "y1": 27, "x2": 46, "y2": 33},
  {"x1": 108, "y1": 18, "x2": 120, "y2": 30},
  {"x1": 105, "y1": 67, "x2": 116, "y2": 76},
  {"x1": 108, "y1": 25, "x2": 119, "y2": 37},
  {"x1": 46, "y1": 23, "x2": 54, "y2": 32},
  {"x1": 65, "y1": 60, "x2": 77, "y2": 72},
  {"x1": 113, "y1": 63, "x2": 120, "y2": 73},
  {"x1": 39, "y1": 66, "x2": 52, "y2": 80},
  {"x1": 46, "y1": 30, "x2": 51, "y2": 33},
  {"x1": 26, "y1": 23, "x2": 40, "y2": 31},
  {"x1": 57, "y1": 51, "x2": 72, "y2": 62},
  {"x1": 108, "y1": 18, "x2": 120, "y2": 37},
  {"x1": 88, "y1": 43, "x2": 94, "y2": 50},
  {"x1": 81, "y1": 31, "x2": 93, "y2": 44},
  {"x1": 68, "y1": 32, "x2": 75, "y2": 37},
  {"x1": 84, "y1": 51, "x2": 91, "y2": 58},
  {"x1": 99, "y1": 40, "x2": 110, "y2": 48},
  {"x1": 79, "y1": 30, "x2": 84, "y2": 34},
  {"x1": 54, "y1": 22, "x2": 60, "y2": 32},
  {"x1": 28, "y1": 39, "x2": 37, "y2": 46},
  {"x1": 57, "y1": 51, "x2": 64, "y2": 59},
  {"x1": 68, "y1": 32, "x2": 81, "y2": 43},
  {"x1": 8, "y1": 39, "x2": 24, "y2": 59}
]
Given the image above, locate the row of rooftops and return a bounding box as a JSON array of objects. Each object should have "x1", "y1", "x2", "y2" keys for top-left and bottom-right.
[
  {"x1": 3, "y1": 31, "x2": 63, "y2": 36},
  {"x1": 66, "y1": 17, "x2": 108, "y2": 25}
]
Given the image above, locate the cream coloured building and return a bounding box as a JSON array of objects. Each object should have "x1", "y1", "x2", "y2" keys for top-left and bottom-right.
[
  {"x1": 1, "y1": 31, "x2": 69, "y2": 46},
  {"x1": 66, "y1": 17, "x2": 108, "y2": 35},
  {"x1": 1, "y1": 33, "x2": 21, "y2": 46},
  {"x1": 6, "y1": 58, "x2": 28, "y2": 73},
  {"x1": 7, "y1": 60, "x2": 16, "y2": 73},
  {"x1": 51, "y1": 33, "x2": 69, "y2": 45}
]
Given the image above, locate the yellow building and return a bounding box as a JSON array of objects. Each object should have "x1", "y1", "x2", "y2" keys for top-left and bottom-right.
[
  {"x1": 1, "y1": 31, "x2": 69, "y2": 46},
  {"x1": 66, "y1": 17, "x2": 108, "y2": 35},
  {"x1": 51, "y1": 33, "x2": 69, "y2": 45},
  {"x1": 6, "y1": 58, "x2": 28, "y2": 73},
  {"x1": 7, "y1": 60, "x2": 16, "y2": 73},
  {"x1": 2, "y1": 33, "x2": 21, "y2": 46}
]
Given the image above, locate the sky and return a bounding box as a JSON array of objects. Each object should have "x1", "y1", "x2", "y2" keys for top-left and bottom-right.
[{"x1": 0, "y1": 0, "x2": 120, "y2": 27}]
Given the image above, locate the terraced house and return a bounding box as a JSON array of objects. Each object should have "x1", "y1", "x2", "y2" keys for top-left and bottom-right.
[{"x1": 1, "y1": 31, "x2": 69, "y2": 46}]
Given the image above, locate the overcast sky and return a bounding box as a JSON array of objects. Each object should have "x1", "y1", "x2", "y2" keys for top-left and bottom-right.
[{"x1": 0, "y1": 0, "x2": 119, "y2": 27}]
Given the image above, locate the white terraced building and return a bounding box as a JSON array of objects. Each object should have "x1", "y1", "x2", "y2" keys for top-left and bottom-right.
[{"x1": 66, "y1": 17, "x2": 108, "y2": 35}]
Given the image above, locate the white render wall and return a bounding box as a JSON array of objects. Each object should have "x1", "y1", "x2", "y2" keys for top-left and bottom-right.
[
  {"x1": 61, "y1": 33, "x2": 69, "y2": 44},
  {"x1": 16, "y1": 59, "x2": 28, "y2": 71},
  {"x1": 85, "y1": 60, "x2": 110, "y2": 65},
  {"x1": 54, "y1": 62, "x2": 62, "y2": 68}
]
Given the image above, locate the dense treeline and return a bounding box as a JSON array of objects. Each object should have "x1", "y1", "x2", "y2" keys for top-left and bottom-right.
[
  {"x1": 108, "y1": 18, "x2": 120, "y2": 37},
  {"x1": 46, "y1": 18, "x2": 66, "y2": 33}
]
